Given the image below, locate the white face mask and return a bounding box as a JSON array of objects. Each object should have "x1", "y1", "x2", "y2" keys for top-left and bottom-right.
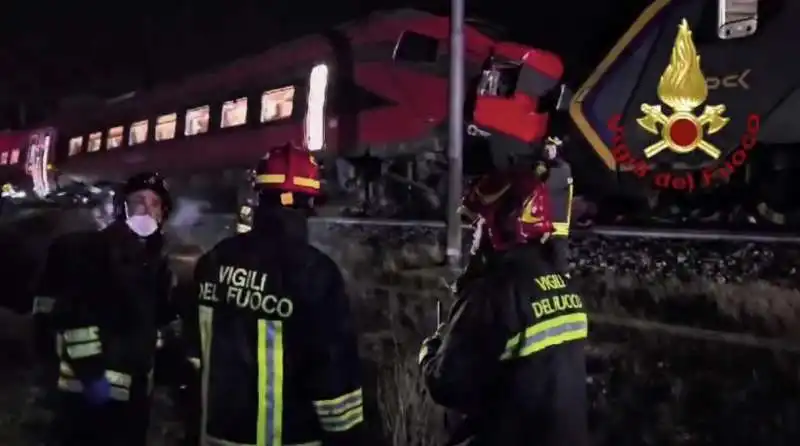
[{"x1": 126, "y1": 214, "x2": 159, "y2": 237}]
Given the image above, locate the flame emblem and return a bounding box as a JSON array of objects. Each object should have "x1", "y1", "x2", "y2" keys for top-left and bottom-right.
[{"x1": 636, "y1": 19, "x2": 729, "y2": 159}]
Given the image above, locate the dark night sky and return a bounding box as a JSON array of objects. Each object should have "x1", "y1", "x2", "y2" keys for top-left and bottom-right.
[{"x1": 0, "y1": 0, "x2": 651, "y2": 129}]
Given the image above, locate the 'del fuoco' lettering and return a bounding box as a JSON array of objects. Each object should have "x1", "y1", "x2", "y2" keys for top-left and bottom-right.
[
  {"x1": 198, "y1": 281, "x2": 220, "y2": 303},
  {"x1": 533, "y1": 274, "x2": 567, "y2": 292},
  {"x1": 532, "y1": 293, "x2": 583, "y2": 318}
]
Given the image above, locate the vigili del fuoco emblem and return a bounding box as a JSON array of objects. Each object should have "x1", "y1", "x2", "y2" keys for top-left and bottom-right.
[{"x1": 637, "y1": 19, "x2": 730, "y2": 159}]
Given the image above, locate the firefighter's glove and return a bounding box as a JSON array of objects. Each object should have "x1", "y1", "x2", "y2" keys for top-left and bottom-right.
[
  {"x1": 418, "y1": 324, "x2": 445, "y2": 365},
  {"x1": 82, "y1": 377, "x2": 112, "y2": 405}
]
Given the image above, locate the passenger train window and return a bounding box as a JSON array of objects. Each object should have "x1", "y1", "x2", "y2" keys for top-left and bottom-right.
[
  {"x1": 69, "y1": 136, "x2": 84, "y2": 156},
  {"x1": 185, "y1": 105, "x2": 210, "y2": 136},
  {"x1": 222, "y1": 97, "x2": 248, "y2": 128},
  {"x1": 0, "y1": 152, "x2": 7, "y2": 164},
  {"x1": 129, "y1": 120, "x2": 149, "y2": 145},
  {"x1": 87, "y1": 132, "x2": 102, "y2": 152},
  {"x1": 155, "y1": 113, "x2": 177, "y2": 141},
  {"x1": 9, "y1": 149, "x2": 19, "y2": 164},
  {"x1": 261, "y1": 86, "x2": 295, "y2": 122},
  {"x1": 107, "y1": 126, "x2": 124, "y2": 149}
]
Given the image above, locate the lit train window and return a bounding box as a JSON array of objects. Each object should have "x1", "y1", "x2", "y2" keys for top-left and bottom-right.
[
  {"x1": 129, "y1": 120, "x2": 149, "y2": 145},
  {"x1": 222, "y1": 97, "x2": 248, "y2": 128},
  {"x1": 107, "y1": 126, "x2": 124, "y2": 149},
  {"x1": 69, "y1": 136, "x2": 84, "y2": 156},
  {"x1": 0, "y1": 152, "x2": 7, "y2": 164},
  {"x1": 261, "y1": 86, "x2": 295, "y2": 123},
  {"x1": 9, "y1": 149, "x2": 19, "y2": 164},
  {"x1": 87, "y1": 132, "x2": 102, "y2": 152},
  {"x1": 185, "y1": 105, "x2": 210, "y2": 136},
  {"x1": 155, "y1": 113, "x2": 177, "y2": 141}
]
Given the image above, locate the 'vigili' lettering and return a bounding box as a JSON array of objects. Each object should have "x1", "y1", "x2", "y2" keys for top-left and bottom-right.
[{"x1": 534, "y1": 274, "x2": 567, "y2": 292}]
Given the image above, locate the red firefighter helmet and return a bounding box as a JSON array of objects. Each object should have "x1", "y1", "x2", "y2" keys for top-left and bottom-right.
[
  {"x1": 460, "y1": 168, "x2": 554, "y2": 251},
  {"x1": 253, "y1": 142, "x2": 321, "y2": 207}
]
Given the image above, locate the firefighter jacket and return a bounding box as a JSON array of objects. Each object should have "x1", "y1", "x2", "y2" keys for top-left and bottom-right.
[
  {"x1": 52, "y1": 221, "x2": 175, "y2": 403},
  {"x1": 420, "y1": 244, "x2": 589, "y2": 446},
  {"x1": 538, "y1": 159, "x2": 573, "y2": 238},
  {"x1": 185, "y1": 212, "x2": 365, "y2": 446}
]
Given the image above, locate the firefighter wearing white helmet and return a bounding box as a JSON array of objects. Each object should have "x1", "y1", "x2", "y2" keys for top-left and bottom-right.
[
  {"x1": 538, "y1": 135, "x2": 573, "y2": 276},
  {"x1": 185, "y1": 143, "x2": 366, "y2": 446}
]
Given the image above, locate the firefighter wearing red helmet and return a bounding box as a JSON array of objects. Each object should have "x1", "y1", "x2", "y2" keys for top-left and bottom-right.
[
  {"x1": 49, "y1": 172, "x2": 178, "y2": 445},
  {"x1": 419, "y1": 168, "x2": 589, "y2": 446},
  {"x1": 185, "y1": 143, "x2": 366, "y2": 445}
]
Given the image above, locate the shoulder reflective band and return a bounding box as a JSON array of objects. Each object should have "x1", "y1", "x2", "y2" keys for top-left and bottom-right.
[
  {"x1": 57, "y1": 362, "x2": 132, "y2": 401},
  {"x1": 62, "y1": 326, "x2": 102, "y2": 359},
  {"x1": 499, "y1": 312, "x2": 588, "y2": 360},
  {"x1": 258, "y1": 320, "x2": 285, "y2": 446},
  {"x1": 254, "y1": 174, "x2": 321, "y2": 190},
  {"x1": 312, "y1": 388, "x2": 364, "y2": 432},
  {"x1": 32, "y1": 296, "x2": 55, "y2": 314}
]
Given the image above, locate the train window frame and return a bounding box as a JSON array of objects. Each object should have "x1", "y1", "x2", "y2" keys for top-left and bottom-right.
[
  {"x1": 68, "y1": 136, "x2": 84, "y2": 156},
  {"x1": 9, "y1": 148, "x2": 19, "y2": 164},
  {"x1": 107, "y1": 126, "x2": 124, "y2": 150},
  {"x1": 260, "y1": 86, "x2": 296, "y2": 123},
  {"x1": 129, "y1": 120, "x2": 149, "y2": 146},
  {"x1": 0, "y1": 152, "x2": 7, "y2": 164},
  {"x1": 185, "y1": 105, "x2": 210, "y2": 136},
  {"x1": 155, "y1": 113, "x2": 178, "y2": 141},
  {"x1": 221, "y1": 97, "x2": 248, "y2": 128},
  {"x1": 87, "y1": 132, "x2": 103, "y2": 153}
]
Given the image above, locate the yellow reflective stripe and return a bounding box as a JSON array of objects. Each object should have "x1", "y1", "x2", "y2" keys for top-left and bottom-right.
[
  {"x1": 565, "y1": 181, "x2": 574, "y2": 225},
  {"x1": 553, "y1": 222, "x2": 570, "y2": 236},
  {"x1": 57, "y1": 377, "x2": 131, "y2": 401},
  {"x1": 206, "y1": 436, "x2": 320, "y2": 446},
  {"x1": 59, "y1": 362, "x2": 133, "y2": 388},
  {"x1": 66, "y1": 340, "x2": 102, "y2": 359},
  {"x1": 32, "y1": 296, "x2": 55, "y2": 314},
  {"x1": 292, "y1": 177, "x2": 320, "y2": 189},
  {"x1": 313, "y1": 388, "x2": 364, "y2": 432},
  {"x1": 63, "y1": 326, "x2": 99, "y2": 343},
  {"x1": 199, "y1": 306, "x2": 215, "y2": 446},
  {"x1": 254, "y1": 174, "x2": 320, "y2": 190},
  {"x1": 257, "y1": 320, "x2": 285, "y2": 446},
  {"x1": 500, "y1": 312, "x2": 588, "y2": 360}
]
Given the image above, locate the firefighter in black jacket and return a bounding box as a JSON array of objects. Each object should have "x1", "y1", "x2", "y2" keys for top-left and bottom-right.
[
  {"x1": 51, "y1": 172, "x2": 176, "y2": 446},
  {"x1": 419, "y1": 168, "x2": 589, "y2": 446},
  {"x1": 537, "y1": 136, "x2": 573, "y2": 276},
  {"x1": 185, "y1": 143, "x2": 365, "y2": 446}
]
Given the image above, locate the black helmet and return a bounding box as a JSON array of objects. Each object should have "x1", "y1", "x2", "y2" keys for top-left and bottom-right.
[{"x1": 113, "y1": 172, "x2": 173, "y2": 221}]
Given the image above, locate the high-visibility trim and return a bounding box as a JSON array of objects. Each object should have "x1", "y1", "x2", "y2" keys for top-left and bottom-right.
[
  {"x1": 58, "y1": 378, "x2": 131, "y2": 401},
  {"x1": 553, "y1": 222, "x2": 570, "y2": 236},
  {"x1": 32, "y1": 296, "x2": 55, "y2": 314},
  {"x1": 565, "y1": 180, "x2": 574, "y2": 225},
  {"x1": 156, "y1": 330, "x2": 164, "y2": 349},
  {"x1": 206, "y1": 436, "x2": 321, "y2": 446},
  {"x1": 236, "y1": 223, "x2": 252, "y2": 233},
  {"x1": 313, "y1": 388, "x2": 365, "y2": 432},
  {"x1": 63, "y1": 326, "x2": 99, "y2": 343},
  {"x1": 188, "y1": 356, "x2": 201, "y2": 370},
  {"x1": 66, "y1": 340, "x2": 102, "y2": 359},
  {"x1": 254, "y1": 174, "x2": 321, "y2": 190},
  {"x1": 58, "y1": 362, "x2": 133, "y2": 401},
  {"x1": 199, "y1": 306, "x2": 215, "y2": 446},
  {"x1": 257, "y1": 320, "x2": 285, "y2": 446},
  {"x1": 499, "y1": 312, "x2": 588, "y2": 360}
]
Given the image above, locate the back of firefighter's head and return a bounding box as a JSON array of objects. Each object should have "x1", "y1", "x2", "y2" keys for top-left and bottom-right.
[
  {"x1": 459, "y1": 169, "x2": 554, "y2": 256},
  {"x1": 115, "y1": 172, "x2": 173, "y2": 237},
  {"x1": 252, "y1": 142, "x2": 321, "y2": 215}
]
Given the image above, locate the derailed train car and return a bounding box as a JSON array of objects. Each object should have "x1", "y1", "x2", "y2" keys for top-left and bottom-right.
[{"x1": 40, "y1": 9, "x2": 562, "y2": 218}]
